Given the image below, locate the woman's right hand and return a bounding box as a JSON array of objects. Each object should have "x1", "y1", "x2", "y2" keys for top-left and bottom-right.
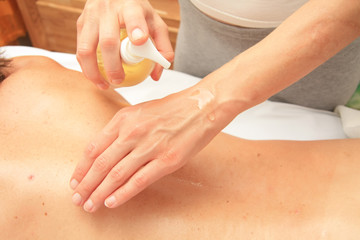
[{"x1": 76, "y1": 0, "x2": 174, "y2": 89}]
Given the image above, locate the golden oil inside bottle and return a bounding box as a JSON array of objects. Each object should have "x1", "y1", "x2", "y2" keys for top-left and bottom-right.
[{"x1": 96, "y1": 29, "x2": 154, "y2": 88}]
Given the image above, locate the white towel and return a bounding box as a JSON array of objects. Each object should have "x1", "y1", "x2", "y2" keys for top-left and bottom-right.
[{"x1": 335, "y1": 105, "x2": 360, "y2": 138}]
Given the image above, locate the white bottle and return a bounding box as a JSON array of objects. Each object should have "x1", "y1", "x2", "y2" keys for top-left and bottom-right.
[{"x1": 97, "y1": 31, "x2": 171, "y2": 88}]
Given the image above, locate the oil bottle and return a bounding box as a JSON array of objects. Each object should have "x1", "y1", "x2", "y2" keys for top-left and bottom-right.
[{"x1": 97, "y1": 30, "x2": 171, "y2": 88}]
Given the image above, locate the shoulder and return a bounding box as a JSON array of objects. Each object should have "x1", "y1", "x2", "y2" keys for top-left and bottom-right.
[
  {"x1": 11, "y1": 56, "x2": 62, "y2": 71},
  {"x1": 0, "y1": 55, "x2": 78, "y2": 93}
]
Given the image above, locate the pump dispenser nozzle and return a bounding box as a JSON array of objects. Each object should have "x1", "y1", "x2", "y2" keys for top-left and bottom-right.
[{"x1": 120, "y1": 37, "x2": 171, "y2": 69}]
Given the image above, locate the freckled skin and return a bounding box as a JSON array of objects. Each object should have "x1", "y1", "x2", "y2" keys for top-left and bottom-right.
[{"x1": 0, "y1": 56, "x2": 360, "y2": 239}]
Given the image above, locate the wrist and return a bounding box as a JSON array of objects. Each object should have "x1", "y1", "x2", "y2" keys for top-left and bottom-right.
[
  {"x1": 194, "y1": 57, "x2": 264, "y2": 127},
  {"x1": 185, "y1": 76, "x2": 248, "y2": 134}
]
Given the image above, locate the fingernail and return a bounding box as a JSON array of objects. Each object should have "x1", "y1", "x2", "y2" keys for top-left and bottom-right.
[
  {"x1": 84, "y1": 199, "x2": 94, "y2": 212},
  {"x1": 70, "y1": 179, "x2": 79, "y2": 190},
  {"x1": 105, "y1": 196, "x2": 116, "y2": 208},
  {"x1": 72, "y1": 193, "x2": 82, "y2": 206},
  {"x1": 97, "y1": 83, "x2": 108, "y2": 90},
  {"x1": 131, "y1": 28, "x2": 144, "y2": 41}
]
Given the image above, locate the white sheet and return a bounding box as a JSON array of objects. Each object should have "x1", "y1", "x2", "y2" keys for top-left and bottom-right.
[{"x1": 1, "y1": 46, "x2": 347, "y2": 140}]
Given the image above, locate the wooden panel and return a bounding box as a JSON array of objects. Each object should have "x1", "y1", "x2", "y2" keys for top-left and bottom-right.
[
  {"x1": 38, "y1": 0, "x2": 85, "y2": 8},
  {"x1": 17, "y1": 0, "x2": 180, "y2": 53},
  {"x1": 0, "y1": 0, "x2": 27, "y2": 45},
  {"x1": 151, "y1": 0, "x2": 180, "y2": 28},
  {"x1": 150, "y1": 0, "x2": 180, "y2": 50},
  {"x1": 16, "y1": 0, "x2": 49, "y2": 48},
  {"x1": 70, "y1": 0, "x2": 85, "y2": 8},
  {"x1": 168, "y1": 26, "x2": 178, "y2": 50},
  {"x1": 36, "y1": 1, "x2": 82, "y2": 53}
]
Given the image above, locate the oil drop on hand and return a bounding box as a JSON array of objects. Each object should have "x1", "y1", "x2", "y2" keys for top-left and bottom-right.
[{"x1": 97, "y1": 30, "x2": 171, "y2": 88}]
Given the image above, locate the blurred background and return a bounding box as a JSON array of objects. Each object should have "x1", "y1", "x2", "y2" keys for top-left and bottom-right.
[
  {"x1": 0, "y1": 0, "x2": 31, "y2": 46},
  {"x1": 1, "y1": 0, "x2": 359, "y2": 109},
  {"x1": 0, "y1": 0, "x2": 179, "y2": 52}
]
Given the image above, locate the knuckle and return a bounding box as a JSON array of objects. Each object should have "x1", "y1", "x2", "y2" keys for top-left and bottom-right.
[
  {"x1": 89, "y1": 191, "x2": 103, "y2": 204},
  {"x1": 160, "y1": 151, "x2": 182, "y2": 172},
  {"x1": 110, "y1": 110, "x2": 128, "y2": 126},
  {"x1": 113, "y1": 138, "x2": 125, "y2": 149},
  {"x1": 122, "y1": 124, "x2": 146, "y2": 141},
  {"x1": 74, "y1": 167, "x2": 88, "y2": 180},
  {"x1": 123, "y1": 130, "x2": 140, "y2": 142},
  {"x1": 106, "y1": 69, "x2": 123, "y2": 80},
  {"x1": 79, "y1": 182, "x2": 94, "y2": 195},
  {"x1": 133, "y1": 173, "x2": 147, "y2": 189},
  {"x1": 153, "y1": 15, "x2": 168, "y2": 32},
  {"x1": 129, "y1": 127, "x2": 143, "y2": 138},
  {"x1": 161, "y1": 151, "x2": 178, "y2": 164},
  {"x1": 81, "y1": 5, "x2": 98, "y2": 21},
  {"x1": 123, "y1": 1, "x2": 143, "y2": 12},
  {"x1": 84, "y1": 142, "x2": 97, "y2": 158},
  {"x1": 123, "y1": 8, "x2": 145, "y2": 23},
  {"x1": 76, "y1": 16, "x2": 84, "y2": 30},
  {"x1": 93, "y1": 155, "x2": 109, "y2": 173},
  {"x1": 129, "y1": 123, "x2": 147, "y2": 138},
  {"x1": 97, "y1": 0, "x2": 106, "y2": 9},
  {"x1": 109, "y1": 167, "x2": 125, "y2": 183},
  {"x1": 99, "y1": 37, "x2": 118, "y2": 49},
  {"x1": 158, "y1": 20, "x2": 168, "y2": 31},
  {"x1": 77, "y1": 47, "x2": 95, "y2": 59},
  {"x1": 118, "y1": 186, "x2": 131, "y2": 201},
  {"x1": 113, "y1": 111, "x2": 126, "y2": 122}
]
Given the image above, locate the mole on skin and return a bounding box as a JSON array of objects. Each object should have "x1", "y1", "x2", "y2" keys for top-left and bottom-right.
[{"x1": 28, "y1": 174, "x2": 35, "y2": 181}]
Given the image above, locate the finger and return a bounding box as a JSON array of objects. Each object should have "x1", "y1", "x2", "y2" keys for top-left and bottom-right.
[
  {"x1": 122, "y1": 1, "x2": 149, "y2": 45},
  {"x1": 150, "y1": 63, "x2": 164, "y2": 81},
  {"x1": 151, "y1": 15, "x2": 174, "y2": 60},
  {"x1": 75, "y1": 139, "x2": 133, "y2": 210},
  {"x1": 76, "y1": 10, "x2": 109, "y2": 89},
  {"x1": 76, "y1": 12, "x2": 84, "y2": 43},
  {"x1": 82, "y1": 149, "x2": 150, "y2": 212},
  {"x1": 70, "y1": 133, "x2": 117, "y2": 199},
  {"x1": 149, "y1": 15, "x2": 174, "y2": 80},
  {"x1": 70, "y1": 112, "x2": 123, "y2": 191},
  {"x1": 99, "y1": 12, "x2": 124, "y2": 85},
  {"x1": 104, "y1": 159, "x2": 169, "y2": 208}
]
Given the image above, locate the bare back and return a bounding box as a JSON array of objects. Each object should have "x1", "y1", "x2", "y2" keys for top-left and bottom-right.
[{"x1": 1, "y1": 57, "x2": 359, "y2": 239}]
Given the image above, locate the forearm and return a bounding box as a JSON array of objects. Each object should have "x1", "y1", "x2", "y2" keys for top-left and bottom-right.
[{"x1": 195, "y1": 0, "x2": 360, "y2": 127}]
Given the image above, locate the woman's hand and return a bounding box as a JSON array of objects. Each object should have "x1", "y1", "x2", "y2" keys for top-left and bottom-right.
[
  {"x1": 69, "y1": 87, "x2": 231, "y2": 212},
  {"x1": 76, "y1": 0, "x2": 174, "y2": 89}
]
